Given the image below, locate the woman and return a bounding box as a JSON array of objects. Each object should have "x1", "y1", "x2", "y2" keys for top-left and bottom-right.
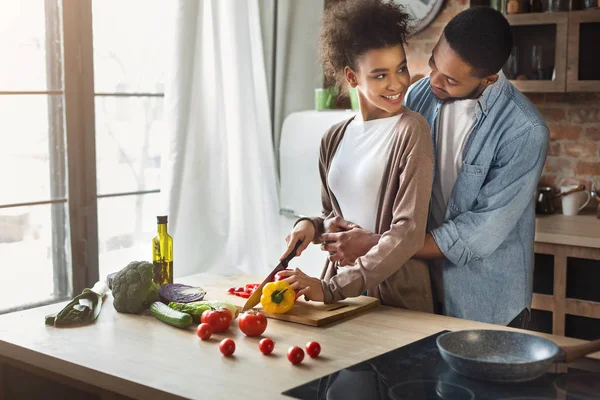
[{"x1": 279, "y1": 0, "x2": 434, "y2": 312}]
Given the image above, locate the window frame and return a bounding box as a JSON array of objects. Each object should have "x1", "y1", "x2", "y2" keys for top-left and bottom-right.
[{"x1": 0, "y1": 0, "x2": 164, "y2": 314}]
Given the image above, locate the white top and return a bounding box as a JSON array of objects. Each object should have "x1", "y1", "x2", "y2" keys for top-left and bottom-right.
[
  {"x1": 430, "y1": 99, "x2": 478, "y2": 228},
  {"x1": 328, "y1": 114, "x2": 402, "y2": 232}
]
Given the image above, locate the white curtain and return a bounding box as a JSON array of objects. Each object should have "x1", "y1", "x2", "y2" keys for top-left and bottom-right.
[{"x1": 161, "y1": 0, "x2": 280, "y2": 278}]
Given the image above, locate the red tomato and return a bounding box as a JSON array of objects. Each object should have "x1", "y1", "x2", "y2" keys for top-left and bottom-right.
[
  {"x1": 196, "y1": 323, "x2": 212, "y2": 340},
  {"x1": 238, "y1": 310, "x2": 267, "y2": 337},
  {"x1": 306, "y1": 341, "x2": 321, "y2": 358},
  {"x1": 201, "y1": 308, "x2": 232, "y2": 333},
  {"x1": 219, "y1": 338, "x2": 235, "y2": 357},
  {"x1": 259, "y1": 338, "x2": 274, "y2": 355},
  {"x1": 287, "y1": 346, "x2": 304, "y2": 365}
]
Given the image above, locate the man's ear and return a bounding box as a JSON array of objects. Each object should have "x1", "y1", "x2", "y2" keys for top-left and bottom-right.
[
  {"x1": 482, "y1": 74, "x2": 499, "y2": 87},
  {"x1": 344, "y1": 66, "x2": 358, "y2": 88}
]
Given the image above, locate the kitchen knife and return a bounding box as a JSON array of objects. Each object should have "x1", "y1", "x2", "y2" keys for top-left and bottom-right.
[{"x1": 241, "y1": 240, "x2": 303, "y2": 312}]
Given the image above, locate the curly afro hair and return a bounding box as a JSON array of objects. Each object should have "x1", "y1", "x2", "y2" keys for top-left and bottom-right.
[{"x1": 319, "y1": 0, "x2": 412, "y2": 91}]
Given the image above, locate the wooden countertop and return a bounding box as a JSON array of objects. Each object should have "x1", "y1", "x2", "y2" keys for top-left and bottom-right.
[
  {"x1": 535, "y1": 212, "x2": 600, "y2": 248},
  {"x1": 1, "y1": 273, "x2": 599, "y2": 400}
]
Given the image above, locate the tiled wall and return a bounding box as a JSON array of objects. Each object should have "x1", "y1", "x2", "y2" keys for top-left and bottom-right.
[{"x1": 406, "y1": 1, "x2": 600, "y2": 195}]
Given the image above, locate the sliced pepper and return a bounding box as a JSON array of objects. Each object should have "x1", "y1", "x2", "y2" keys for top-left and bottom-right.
[{"x1": 260, "y1": 280, "x2": 295, "y2": 314}]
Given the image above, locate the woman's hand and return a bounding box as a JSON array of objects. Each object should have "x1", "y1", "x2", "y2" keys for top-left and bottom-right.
[
  {"x1": 280, "y1": 220, "x2": 315, "y2": 261},
  {"x1": 276, "y1": 268, "x2": 324, "y2": 302}
]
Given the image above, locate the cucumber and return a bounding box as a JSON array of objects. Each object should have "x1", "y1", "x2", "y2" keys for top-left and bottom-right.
[
  {"x1": 169, "y1": 300, "x2": 239, "y2": 323},
  {"x1": 150, "y1": 302, "x2": 193, "y2": 329}
]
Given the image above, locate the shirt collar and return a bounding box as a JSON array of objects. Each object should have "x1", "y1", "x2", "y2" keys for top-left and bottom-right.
[{"x1": 477, "y1": 70, "x2": 507, "y2": 116}]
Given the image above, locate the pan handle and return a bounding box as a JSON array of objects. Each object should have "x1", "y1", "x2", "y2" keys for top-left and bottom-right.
[{"x1": 561, "y1": 339, "x2": 600, "y2": 363}]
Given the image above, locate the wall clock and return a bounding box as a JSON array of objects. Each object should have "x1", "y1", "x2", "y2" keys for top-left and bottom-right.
[{"x1": 396, "y1": 0, "x2": 445, "y2": 35}]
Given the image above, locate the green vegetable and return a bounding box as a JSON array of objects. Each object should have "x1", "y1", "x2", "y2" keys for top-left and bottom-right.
[
  {"x1": 112, "y1": 261, "x2": 160, "y2": 314},
  {"x1": 45, "y1": 281, "x2": 109, "y2": 327},
  {"x1": 169, "y1": 300, "x2": 239, "y2": 323},
  {"x1": 150, "y1": 302, "x2": 193, "y2": 329}
]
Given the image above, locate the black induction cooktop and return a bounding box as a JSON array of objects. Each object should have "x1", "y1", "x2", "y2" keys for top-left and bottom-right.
[{"x1": 283, "y1": 331, "x2": 600, "y2": 400}]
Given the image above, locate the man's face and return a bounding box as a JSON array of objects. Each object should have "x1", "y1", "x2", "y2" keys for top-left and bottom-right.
[{"x1": 428, "y1": 35, "x2": 494, "y2": 101}]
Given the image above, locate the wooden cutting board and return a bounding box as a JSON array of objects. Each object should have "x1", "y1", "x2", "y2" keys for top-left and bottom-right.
[{"x1": 184, "y1": 274, "x2": 380, "y2": 327}]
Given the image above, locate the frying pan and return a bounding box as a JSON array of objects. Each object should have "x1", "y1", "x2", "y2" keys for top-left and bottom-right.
[{"x1": 436, "y1": 329, "x2": 600, "y2": 383}]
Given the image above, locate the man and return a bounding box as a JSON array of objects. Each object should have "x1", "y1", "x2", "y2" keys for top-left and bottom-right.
[{"x1": 319, "y1": 7, "x2": 549, "y2": 328}]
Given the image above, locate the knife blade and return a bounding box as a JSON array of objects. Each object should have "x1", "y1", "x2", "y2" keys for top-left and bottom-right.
[{"x1": 241, "y1": 240, "x2": 303, "y2": 312}]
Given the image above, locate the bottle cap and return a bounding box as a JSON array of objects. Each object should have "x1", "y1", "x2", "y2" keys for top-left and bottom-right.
[{"x1": 157, "y1": 215, "x2": 168, "y2": 224}]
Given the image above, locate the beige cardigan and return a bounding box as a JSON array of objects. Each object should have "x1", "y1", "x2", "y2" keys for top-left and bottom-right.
[{"x1": 307, "y1": 109, "x2": 435, "y2": 313}]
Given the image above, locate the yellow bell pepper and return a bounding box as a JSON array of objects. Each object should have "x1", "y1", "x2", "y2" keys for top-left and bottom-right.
[{"x1": 260, "y1": 280, "x2": 295, "y2": 314}]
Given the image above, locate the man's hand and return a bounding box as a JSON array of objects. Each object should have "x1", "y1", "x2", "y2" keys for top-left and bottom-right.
[{"x1": 321, "y1": 228, "x2": 380, "y2": 266}]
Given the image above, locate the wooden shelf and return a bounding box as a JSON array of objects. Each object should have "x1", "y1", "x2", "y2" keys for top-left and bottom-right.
[{"x1": 505, "y1": 11, "x2": 570, "y2": 25}]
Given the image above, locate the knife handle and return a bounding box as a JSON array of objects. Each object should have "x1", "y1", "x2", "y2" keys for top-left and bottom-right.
[{"x1": 283, "y1": 240, "x2": 303, "y2": 265}]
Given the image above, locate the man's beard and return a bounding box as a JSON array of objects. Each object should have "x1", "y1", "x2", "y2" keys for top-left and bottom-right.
[
  {"x1": 455, "y1": 83, "x2": 486, "y2": 100},
  {"x1": 432, "y1": 82, "x2": 486, "y2": 101}
]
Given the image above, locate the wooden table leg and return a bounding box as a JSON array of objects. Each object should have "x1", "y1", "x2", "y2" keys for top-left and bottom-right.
[{"x1": 553, "y1": 249, "x2": 567, "y2": 336}]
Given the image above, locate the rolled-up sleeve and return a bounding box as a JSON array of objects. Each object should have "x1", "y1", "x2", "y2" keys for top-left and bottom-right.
[{"x1": 432, "y1": 124, "x2": 549, "y2": 266}]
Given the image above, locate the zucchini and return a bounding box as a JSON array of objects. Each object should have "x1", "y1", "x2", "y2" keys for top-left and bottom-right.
[
  {"x1": 150, "y1": 302, "x2": 193, "y2": 329},
  {"x1": 169, "y1": 300, "x2": 239, "y2": 323}
]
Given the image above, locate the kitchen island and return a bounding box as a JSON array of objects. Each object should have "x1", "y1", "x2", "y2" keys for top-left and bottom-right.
[{"x1": 0, "y1": 272, "x2": 599, "y2": 400}]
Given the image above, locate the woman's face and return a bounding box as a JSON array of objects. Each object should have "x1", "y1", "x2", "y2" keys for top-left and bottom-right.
[{"x1": 345, "y1": 44, "x2": 410, "y2": 121}]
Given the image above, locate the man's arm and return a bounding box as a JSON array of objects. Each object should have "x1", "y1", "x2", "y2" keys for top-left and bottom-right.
[
  {"x1": 431, "y1": 124, "x2": 549, "y2": 266},
  {"x1": 414, "y1": 233, "x2": 444, "y2": 259},
  {"x1": 322, "y1": 229, "x2": 443, "y2": 264}
]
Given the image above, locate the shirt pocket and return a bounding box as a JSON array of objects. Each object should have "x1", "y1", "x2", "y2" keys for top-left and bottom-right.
[{"x1": 447, "y1": 162, "x2": 487, "y2": 214}]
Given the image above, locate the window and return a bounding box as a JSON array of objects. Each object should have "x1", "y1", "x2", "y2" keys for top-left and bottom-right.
[
  {"x1": 0, "y1": 0, "x2": 171, "y2": 314},
  {"x1": 92, "y1": 0, "x2": 168, "y2": 281}
]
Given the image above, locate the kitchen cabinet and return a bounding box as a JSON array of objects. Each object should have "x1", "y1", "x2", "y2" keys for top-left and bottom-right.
[
  {"x1": 566, "y1": 9, "x2": 600, "y2": 92},
  {"x1": 504, "y1": 12, "x2": 568, "y2": 92},
  {"x1": 532, "y1": 213, "x2": 600, "y2": 338},
  {"x1": 500, "y1": 10, "x2": 600, "y2": 93}
]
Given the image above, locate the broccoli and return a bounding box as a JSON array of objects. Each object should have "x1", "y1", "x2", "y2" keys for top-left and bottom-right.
[{"x1": 112, "y1": 261, "x2": 160, "y2": 314}]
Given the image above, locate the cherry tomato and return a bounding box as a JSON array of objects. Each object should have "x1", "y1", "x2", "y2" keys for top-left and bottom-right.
[
  {"x1": 219, "y1": 338, "x2": 235, "y2": 357},
  {"x1": 227, "y1": 287, "x2": 235, "y2": 294},
  {"x1": 259, "y1": 338, "x2": 275, "y2": 355},
  {"x1": 201, "y1": 308, "x2": 232, "y2": 333},
  {"x1": 238, "y1": 310, "x2": 268, "y2": 337},
  {"x1": 287, "y1": 346, "x2": 304, "y2": 365},
  {"x1": 306, "y1": 341, "x2": 321, "y2": 358},
  {"x1": 196, "y1": 323, "x2": 212, "y2": 340}
]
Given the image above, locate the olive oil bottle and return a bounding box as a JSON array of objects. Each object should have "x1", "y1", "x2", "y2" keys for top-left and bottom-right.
[{"x1": 152, "y1": 215, "x2": 173, "y2": 285}]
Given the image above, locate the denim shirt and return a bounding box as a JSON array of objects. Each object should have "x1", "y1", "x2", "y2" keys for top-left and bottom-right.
[{"x1": 405, "y1": 72, "x2": 549, "y2": 325}]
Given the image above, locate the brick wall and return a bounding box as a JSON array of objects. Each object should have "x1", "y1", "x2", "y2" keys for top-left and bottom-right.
[
  {"x1": 406, "y1": 1, "x2": 600, "y2": 197},
  {"x1": 526, "y1": 93, "x2": 600, "y2": 191}
]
